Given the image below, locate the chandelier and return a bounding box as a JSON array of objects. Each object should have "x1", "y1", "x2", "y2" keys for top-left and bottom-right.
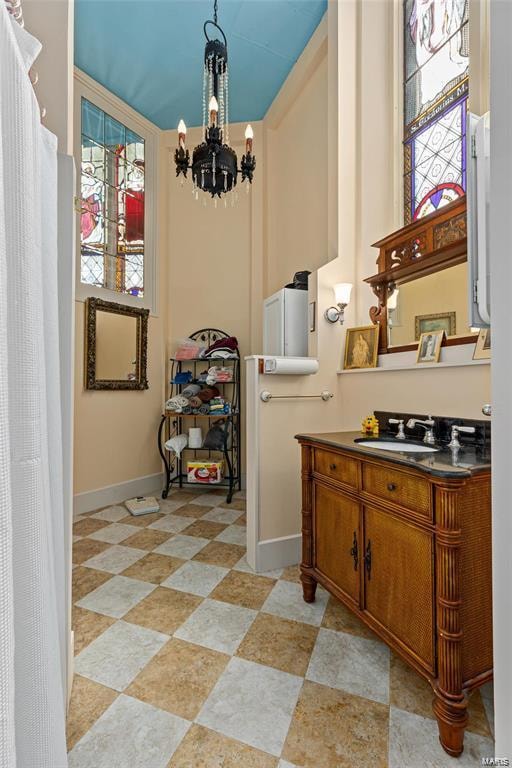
[{"x1": 174, "y1": 0, "x2": 256, "y2": 201}]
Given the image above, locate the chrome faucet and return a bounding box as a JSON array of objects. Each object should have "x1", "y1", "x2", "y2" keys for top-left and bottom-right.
[
  {"x1": 406, "y1": 416, "x2": 436, "y2": 444},
  {"x1": 388, "y1": 418, "x2": 406, "y2": 439},
  {"x1": 448, "y1": 424, "x2": 476, "y2": 449}
]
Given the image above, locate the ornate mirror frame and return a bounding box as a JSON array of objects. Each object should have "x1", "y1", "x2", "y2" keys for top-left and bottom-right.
[
  {"x1": 85, "y1": 297, "x2": 149, "y2": 390},
  {"x1": 365, "y1": 197, "x2": 474, "y2": 354}
]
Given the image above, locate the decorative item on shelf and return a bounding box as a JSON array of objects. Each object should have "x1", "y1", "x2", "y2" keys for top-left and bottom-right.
[
  {"x1": 343, "y1": 325, "x2": 379, "y2": 370},
  {"x1": 325, "y1": 283, "x2": 353, "y2": 324},
  {"x1": 416, "y1": 330, "x2": 445, "y2": 364},
  {"x1": 361, "y1": 415, "x2": 379, "y2": 437},
  {"x1": 415, "y1": 311, "x2": 456, "y2": 341},
  {"x1": 473, "y1": 328, "x2": 491, "y2": 360},
  {"x1": 174, "y1": 0, "x2": 255, "y2": 201}
]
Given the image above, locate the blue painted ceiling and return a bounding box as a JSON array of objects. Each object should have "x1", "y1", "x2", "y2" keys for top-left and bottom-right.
[{"x1": 74, "y1": 0, "x2": 327, "y2": 130}]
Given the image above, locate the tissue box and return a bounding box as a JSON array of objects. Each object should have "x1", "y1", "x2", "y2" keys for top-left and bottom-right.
[{"x1": 187, "y1": 460, "x2": 224, "y2": 484}]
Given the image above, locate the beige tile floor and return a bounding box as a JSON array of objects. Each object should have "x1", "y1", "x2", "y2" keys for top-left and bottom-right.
[{"x1": 68, "y1": 487, "x2": 495, "y2": 768}]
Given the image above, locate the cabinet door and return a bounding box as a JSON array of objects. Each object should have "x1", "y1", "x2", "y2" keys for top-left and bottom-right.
[
  {"x1": 363, "y1": 505, "x2": 435, "y2": 671},
  {"x1": 313, "y1": 483, "x2": 360, "y2": 604}
]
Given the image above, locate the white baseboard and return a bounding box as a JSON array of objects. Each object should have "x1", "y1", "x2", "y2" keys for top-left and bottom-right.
[
  {"x1": 256, "y1": 533, "x2": 302, "y2": 573},
  {"x1": 67, "y1": 630, "x2": 74, "y2": 708},
  {"x1": 73, "y1": 472, "x2": 164, "y2": 517}
]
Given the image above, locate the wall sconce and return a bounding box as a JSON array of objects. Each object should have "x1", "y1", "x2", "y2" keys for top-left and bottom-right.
[{"x1": 324, "y1": 283, "x2": 353, "y2": 324}]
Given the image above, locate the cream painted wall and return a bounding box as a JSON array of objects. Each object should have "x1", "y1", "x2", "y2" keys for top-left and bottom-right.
[{"x1": 265, "y1": 55, "x2": 328, "y2": 295}]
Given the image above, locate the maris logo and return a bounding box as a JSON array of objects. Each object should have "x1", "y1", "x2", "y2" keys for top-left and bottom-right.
[{"x1": 481, "y1": 759, "x2": 510, "y2": 766}]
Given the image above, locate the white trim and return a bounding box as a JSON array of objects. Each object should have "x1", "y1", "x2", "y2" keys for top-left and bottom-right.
[
  {"x1": 73, "y1": 472, "x2": 164, "y2": 516},
  {"x1": 338, "y1": 359, "x2": 490, "y2": 375},
  {"x1": 73, "y1": 69, "x2": 160, "y2": 315},
  {"x1": 256, "y1": 534, "x2": 302, "y2": 573},
  {"x1": 393, "y1": 0, "x2": 404, "y2": 227},
  {"x1": 245, "y1": 358, "x2": 260, "y2": 571}
]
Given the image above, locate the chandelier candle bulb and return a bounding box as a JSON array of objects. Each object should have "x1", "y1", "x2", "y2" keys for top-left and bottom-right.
[
  {"x1": 178, "y1": 119, "x2": 187, "y2": 149},
  {"x1": 245, "y1": 124, "x2": 253, "y2": 154},
  {"x1": 209, "y1": 96, "x2": 219, "y2": 126}
]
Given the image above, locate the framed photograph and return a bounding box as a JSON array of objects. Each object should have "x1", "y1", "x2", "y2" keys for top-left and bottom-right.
[
  {"x1": 344, "y1": 325, "x2": 379, "y2": 370},
  {"x1": 473, "y1": 328, "x2": 491, "y2": 360},
  {"x1": 414, "y1": 312, "x2": 456, "y2": 341},
  {"x1": 416, "y1": 330, "x2": 444, "y2": 364}
]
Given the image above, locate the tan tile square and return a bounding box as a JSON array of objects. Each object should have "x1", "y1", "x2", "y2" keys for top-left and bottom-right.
[
  {"x1": 182, "y1": 520, "x2": 228, "y2": 539},
  {"x1": 237, "y1": 613, "x2": 318, "y2": 677},
  {"x1": 170, "y1": 491, "x2": 201, "y2": 503},
  {"x1": 122, "y1": 528, "x2": 173, "y2": 551},
  {"x1": 219, "y1": 498, "x2": 246, "y2": 511},
  {"x1": 72, "y1": 566, "x2": 113, "y2": 602},
  {"x1": 124, "y1": 586, "x2": 202, "y2": 635},
  {"x1": 174, "y1": 503, "x2": 213, "y2": 518},
  {"x1": 390, "y1": 654, "x2": 491, "y2": 737},
  {"x1": 72, "y1": 538, "x2": 111, "y2": 566},
  {"x1": 127, "y1": 637, "x2": 229, "y2": 720},
  {"x1": 66, "y1": 674, "x2": 117, "y2": 750},
  {"x1": 167, "y1": 724, "x2": 278, "y2": 768},
  {"x1": 73, "y1": 518, "x2": 110, "y2": 537},
  {"x1": 121, "y1": 552, "x2": 185, "y2": 584},
  {"x1": 233, "y1": 512, "x2": 246, "y2": 526},
  {"x1": 210, "y1": 571, "x2": 274, "y2": 611},
  {"x1": 280, "y1": 565, "x2": 301, "y2": 584},
  {"x1": 193, "y1": 541, "x2": 245, "y2": 569},
  {"x1": 119, "y1": 512, "x2": 165, "y2": 528},
  {"x1": 321, "y1": 596, "x2": 378, "y2": 640},
  {"x1": 72, "y1": 606, "x2": 115, "y2": 655},
  {"x1": 282, "y1": 680, "x2": 389, "y2": 768}
]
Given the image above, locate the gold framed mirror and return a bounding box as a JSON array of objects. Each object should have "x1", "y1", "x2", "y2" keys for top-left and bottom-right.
[{"x1": 85, "y1": 298, "x2": 149, "y2": 390}]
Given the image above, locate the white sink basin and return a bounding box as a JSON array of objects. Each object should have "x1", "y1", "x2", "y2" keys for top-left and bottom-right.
[{"x1": 357, "y1": 440, "x2": 439, "y2": 454}]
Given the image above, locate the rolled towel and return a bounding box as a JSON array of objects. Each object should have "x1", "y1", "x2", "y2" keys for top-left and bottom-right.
[
  {"x1": 197, "y1": 386, "x2": 220, "y2": 403},
  {"x1": 198, "y1": 404, "x2": 210, "y2": 415},
  {"x1": 166, "y1": 395, "x2": 189, "y2": 412},
  {"x1": 182, "y1": 405, "x2": 192, "y2": 415},
  {"x1": 189, "y1": 395, "x2": 203, "y2": 408},
  {"x1": 182, "y1": 383, "x2": 201, "y2": 399}
]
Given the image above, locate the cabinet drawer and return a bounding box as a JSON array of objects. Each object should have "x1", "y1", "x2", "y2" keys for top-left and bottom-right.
[
  {"x1": 362, "y1": 463, "x2": 432, "y2": 518},
  {"x1": 314, "y1": 449, "x2": 358, "y2": 489}
]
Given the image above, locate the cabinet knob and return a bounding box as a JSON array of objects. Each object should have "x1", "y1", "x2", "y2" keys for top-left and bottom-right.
[
  {"x1": 329, "y1": 463, "x2": 337, "y2": 471},
  {"x1": 387, "y1": 483, "x2": 396, "y2": 492}
]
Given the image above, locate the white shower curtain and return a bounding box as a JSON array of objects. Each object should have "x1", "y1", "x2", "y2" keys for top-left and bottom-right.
[{"x1": 0, "y1": 5, "x2": 68, "y2": 767}]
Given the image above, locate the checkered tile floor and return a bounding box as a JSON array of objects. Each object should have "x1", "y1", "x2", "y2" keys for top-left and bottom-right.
[{"x1": 68, "y1": 487, "x2": 494, "y2": 768}]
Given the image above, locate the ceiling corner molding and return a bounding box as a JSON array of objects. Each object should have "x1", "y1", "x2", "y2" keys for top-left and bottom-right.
[{"x1": 264, "y1": 12, "x2": 327, "y2": 131}]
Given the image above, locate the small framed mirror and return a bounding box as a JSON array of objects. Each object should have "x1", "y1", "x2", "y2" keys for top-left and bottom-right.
[{"x1": 85, "y1": 298, "x2": 149, "y2": 390}]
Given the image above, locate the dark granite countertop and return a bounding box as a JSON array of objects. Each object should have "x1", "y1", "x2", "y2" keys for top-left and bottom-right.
[{"x1": 295, "y1": 431, "x2": 491, "y2": 478}]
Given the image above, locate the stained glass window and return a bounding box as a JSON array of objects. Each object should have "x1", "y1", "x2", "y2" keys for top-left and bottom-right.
[
  {"x1": 80, "y1": 99, "x2": 145, "y2": 296},
  {"x1": 403, "y1": 0, "x2": 469, "y2": 223}
]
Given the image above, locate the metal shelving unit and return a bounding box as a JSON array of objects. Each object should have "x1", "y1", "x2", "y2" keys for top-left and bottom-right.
[{"x1": 157, "y1": 328, "x2": 241, "y2": 504}]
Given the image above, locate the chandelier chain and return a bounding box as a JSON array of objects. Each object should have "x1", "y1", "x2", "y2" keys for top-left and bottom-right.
[{"x1": 214, "y1": 0, "x2": 218, "y2": 25}]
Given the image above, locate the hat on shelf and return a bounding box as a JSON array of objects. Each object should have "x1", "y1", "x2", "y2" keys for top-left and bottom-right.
[{"x1": 285, "y1": 270, "x2": 310, "y2": 290}]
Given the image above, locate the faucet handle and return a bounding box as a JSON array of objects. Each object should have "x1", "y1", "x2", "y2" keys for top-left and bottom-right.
[
  {"x1": 448, "y1": 424, "x2": 476, "y2": 449},
  {"x1": 455, "y1": 425, "x2": 476, "y2": 434},
  {"x1": 389, "y1": 418, "x2": 406, "y2": 439}
]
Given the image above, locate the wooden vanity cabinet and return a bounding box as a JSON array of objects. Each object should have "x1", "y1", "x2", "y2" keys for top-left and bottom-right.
[{"x1": 299, "y1": 439, "x2": 492, "y2": 758}]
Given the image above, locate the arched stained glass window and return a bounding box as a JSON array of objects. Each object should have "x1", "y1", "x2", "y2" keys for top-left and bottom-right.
[{"x1": 403, "y1": 0, "x2": 469, "y2": 223}]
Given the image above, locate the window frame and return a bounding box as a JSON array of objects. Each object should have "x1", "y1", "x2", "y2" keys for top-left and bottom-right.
[{"x1": 74, "y1": 68, "x2": 159, "y2": 314}]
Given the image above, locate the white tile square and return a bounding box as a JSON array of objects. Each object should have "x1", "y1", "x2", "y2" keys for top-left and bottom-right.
[
  {"x1": 75, "y1": 620, "x2": 168, "y2": 691},
  {"x1": 307, "y1": 628, "x2": 390, "y2": 704},
  {"x1": 278, "y1": 762, "x2": 300, "y2": 768},
  {"x1": 82, "y1": 544, "x2": 146, "y2": 574},
  {"x1": 201, "y1": 506, "x2": 242, "y2": 525},
  {"x1": 233, "y1": 555, "x2": 283, "y2": 580},
  {"x1": 88, "y1": 523, "x2": 136, "y2": 544},
  {"x1": 388, "y1": 707, "x2": 494, "y2": 768},
  {"x1": 215, "y1": 524, "x2": 246, "y2": 546},
  {"x1": 76, "y1": 575, "x2": 155, "y2": 618},
  {"x1": 162, "y1": 561, "x2": 228, "y2": 597},
  {"x1": 154, "y1": 534, "x2": 209, "y2": 560},
  {"x1": 148, "y1": 514, "x2": 193, "y2": 533},
  {"x1": 68, "y1": 693, "x2": 189, "y2": 768},
  {"x1": 197, "y1": 657, "x2": 302, "y2": 757},
  {"x1": 91, "y1": 505, "x2": 129, "y2": 522},
  {"x1": 174, "y1": 598, "x2": 256, "y2": 654},
  {"x1": 262, "y1": 580, "x2": 328, "y2": 626}
]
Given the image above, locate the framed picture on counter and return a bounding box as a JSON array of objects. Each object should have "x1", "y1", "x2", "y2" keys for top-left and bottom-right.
[
  {"x1": 473, "y1": 328, "x2": 491, "y2": 360},
  {"x1": 343, "y1": 325, "x2": 379, "y2": 370},
  {"x1": 415, "y1": 311, "x2": 456, "y2": 341},
  {"x1": 416, "y1": 330, "x2": 444, "y2": 364}
]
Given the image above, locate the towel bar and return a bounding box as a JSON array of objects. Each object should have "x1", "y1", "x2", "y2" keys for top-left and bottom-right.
[{"x1": 260, "y1": 390, "x2": 333, "y2": 403}]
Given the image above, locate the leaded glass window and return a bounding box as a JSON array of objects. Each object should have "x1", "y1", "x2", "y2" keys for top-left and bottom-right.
[
  {"x1": 80, "y1": 99, "x2": 145, "y2": 296},
  {"x1": 403, "y1": 0, "x2": 469, "y2": 223}
]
